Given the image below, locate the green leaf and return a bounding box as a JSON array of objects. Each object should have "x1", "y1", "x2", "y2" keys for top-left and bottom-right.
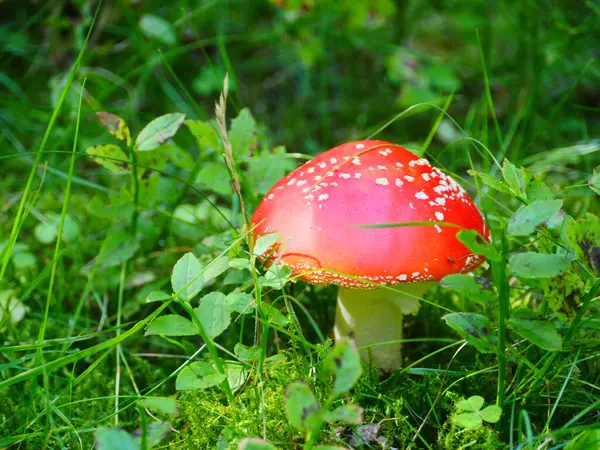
[
  {"x1": 503, "y1": 159, "x2": 530, "y2": 195},
  {"x1": 171, "y1": 252, "x2": 204, "y2": 301},
  {"x1": 456, "y1": 395, "x2": 484, "y2": 412},
  {"x1": 590, "y1": 167, "x2": 600, "y2": 195},
  {"x1": 468, "y1": 170, "x2": 512, "y2": 194},
  {"x1": 202, "y1": 256, "x2": 230, "y2": 286},
  {"x1": 565, "y1": 214, "x2": 600, "y2": 275},
  {"x1": 565, "y1": 430, "x2": 600, "y2": 450},
  {"x1": 146, "y1": 291, "x2": 172, "y2": 303},
  {"x1": 324, "y1": 404, "x2": 363, "y2": 425},
  {"x1": 229, "y1": 108, "x2": 256, "y2": 156},
  {"x1": 226, "y1": 292, "x2": 255, "y2": 314},
  {"x1": 135, "y1": 113, "x2": 186, "y2": 151},
  {"x1": 86, "y1": 144, "x2": 130, "y2": 173},
  {"x1": 442, "y1": 313, "x2": 496, "y2": 353},
  {"x1": 196, "y1": 162, "x2": 231, "y2": 195},
  {"x1": 175, "y1": 361, "x2": 226, "y2": 391},
  {"x1": 97, "y1": 231, "x2": 140, "y2": 269},
  {"x1": 238, "y1": 438, "x2": 277, "y2": 450},
  {"x1": 229, "y1": 258, "x2": 250, "y2": 270},
  {"x1": 507, "y1": 200, "x2": 563, "y2": 237},
  {"x1": 139, "y1": 14, "x2": 177, "y2": 46},
  {"x1": 260, "y1": 302, "x2": 289, "y2": 326},
  {"x1": 509, "y1": 253, "x2": 570, "y2": 279},
  {"x1": 247, "y1": 147, "x2": 296, "y2": 195},
  {"x1": 456, "y1": 229, "x2": 500, "y2": 262},
  {"x1": 185, "y1": 119, "x2": 220, "y2": 150},
  {"x1": 453, "y1": 412, "x2": 482, "y2": 430},
  {"x1": 234, "y1": 343, "x2": 260, "y2": 362},
  {"x1": 135, "y1": 421, "x2": 171, "y2": 448},
  {"x1": 325, "y1": 338, "x2": 362, "y2": 396},
  {"x1": 253, "y1": 233, "x2": 280, "y2": 257},
  {"x1": 0, "y1": 290, "x2": 28, "y2": 325},
  {"x1": 260, "y1": 263, "x2": 293, "y2": 289},
  {"x1": 508, "y1": 316, "x2": 562, "y2": 351},
  {"x1": 95, "y1": 427, "x2": 138, "y2": 450},
  {"x1": 138, "y1": 397, "x2": 178, "y2": 416},
  {"x1": 225, "y1": 362, "x2": 248, "y2": 393},
  {"x1": 284, "y1": 381, "x2": 320, "y2": 432},
  {"x1": 146, "y1": 314, "x2": 197, "y2": 336},
  {"x1": 96, "y1": 112, "x2": 132, "y2": 146},
  {"x1": 479, "y1": 405, "x2": 502, "y2": 423},
  {"x1": 313, "y1": 447, "x2": 349, "y2": 450},
  {"x1": 439, "y1": 274, "x2": 494, "y2": 305},
  {"x1": 526, "y1": 178, "x2": 555, "y2": 202},
  {"x1": 195, "y1": 292, "x2": 231, "y2": 338},
  {"x1": 34, "y1": 213, "x2": 80, "y2": 244}
]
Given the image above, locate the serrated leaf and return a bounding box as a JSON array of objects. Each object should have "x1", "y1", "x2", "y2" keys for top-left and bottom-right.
[
  {"x1": 139, "y1": 14, "x2": 177, "y2": 46},
  {"x1": 171, "y1": 253, "x2": 204, "y2": 301},
  {"x1": 325, "y1": 404, "x2": 363, "y2": 425},
  {"x1": 284, "y1": 381, "x2": 320, "y2": 432},
  {"x1": 96, "y1": 112, "x2": 132, "y2": 146},
  {"x1": 507, "y1": 200, "x2": 563, "y2": 237},
  {"x1": 453, "y1": 412, "x2": 482, "y2": 430},
  {"x1": 202, "y1": 256, "x2": 230, "y2": 286},
  {"x1": 325, "y1": 338, "x2": 362, "y2": 396},
  {"x1": 260, "y1": 302, "x2": 289, "y2": 326},
  {"x1": 238, "y1": 438, "x2": 277, "y2": 450},
  {"x1": 146, "y1": 314, "x2": 196, "y2": 336},
  {"x1": 86, "y1": 144, "x2": 130, "y2": 173},
  {"x1": 456, "y1": 229, "x2": 500, "y2": 262},
  {"x1": 456, "y1": 395, "x2": 484, "y2": 412},
  {"x1": 442, "y1": 312, "x2": 496, "y2": 353},
  {"x1": 95, "y1": 427, "x2": 138, "y2": 450},
  {"x1": 260, "y1": 263, "x2": 292, "y2": 289},
  {"x1": 226, "y1": 292, "x2": 255, "y2": 314},
  {"x1": 508, "y1": 317, "x2": 562, "y2": 351},
  {"x1": 225, "y1": 362, "x2": 248, "y2": 393},
  {"x1": 175, "y1": 361, "x2": 226, "y2": 391},
  {"x1": 509, "y1": 253, "x2": 570, "y2": 279},
  {"x1": 480, "y1": 405, "x2": 502, "y2": 423},
  {"x1": 195, "y1": 292, "x2": 231, "y2": 338},
  {"x1": 135, "y1": 113, "x2": 186, "y2": 151},
  {"x1": 138, "y1": 397, "x2": 178, "y2": 416},
  {"x1": 253, "y1": 233, "x2": 280, "y2": 257},
  {"x1": 526, "y1": 178, "x2": 555, "y2": 201},
  {"x1": 229, "y1": 108, "x2": 256, "y2": 156},
  {"x1": 146, "y1": 291, "x2": 171, "y2": 303}
]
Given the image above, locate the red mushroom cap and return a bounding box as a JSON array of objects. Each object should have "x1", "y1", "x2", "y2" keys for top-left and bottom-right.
[{"x1": 251, "y1": 140, "x2": 490, "y2": 289}]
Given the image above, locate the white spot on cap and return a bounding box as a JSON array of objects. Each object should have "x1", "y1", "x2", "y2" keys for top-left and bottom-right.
[
  {"x1": 434, "y1": 225, "x2": 442, "y2": 233},
  {"x1": 409, "y1": 202, "x2": 415, "y2": 209},
  {"x1": 415, "y1": 191, "x2": 429, "y2": 200},
  {"x1": 356, "y1": 143, "x2": 365, "y2": 149},
  {"x1": 315, "y1": 175, "x2": 322, "y2": 181},
  {"x1": 435, "y1": 197, "x2": 446, "y2": 206},
  {"x1": 354, "y1": 173, "x2": 361, "y2": 179},
  {"x1": 307, "y1": 167, "x2": 315, "y2": 173},
  {"x1": 404, "y1": 175, "x2": 415, "y2": 182},
  {"x1": 302, "y1": 187, "x2": 310, "y2": 193},
  {"x1": 395, "y1": 162, "x2": 404, "y2": 168},
  {"x1": 352, "y1": 157, "x2": 361, "y2": 165},
  {"x1": 378, "y1": 150, "x2": 388, "y2": 156},
  {"x1": 412, "y1": 272, "x2": 420, "y2": 278},
  {"x1": 330, "y1": 158, "x2": 337, "y2": 164},
  {"x1": 395, "y1": 178, "x2": 403, "y2": 187},
  {"x1": 318, "y1": 162, "x2": 327, "y2": 168},
  {"x1": 421, "y1": 173, "x2": 430, "y2": 181},
  {"x1": 318, "y1": 194, "x2": 329, "y2": 201},
  {"x1": 287, "y1": 178, "x2": 297, "y2": 186},
  {"x1": 305, "y1": 194, "x2": 314, "y2": 200},
  {"x1": 339, "y1": 173, "x2": 351, "y2": 179},
  {"x1": 375, "y1": 178, "x2": 389, "y2": 186},
  {"x1": 377, "y1": 165, "x2": 388, "y2": 171},
  {"x1": 435, "y1": 212, "x2": 444, "y2": 221},
  {"x1": 397, "y1": 274, "x2": 407, "y2": 281},
  {"x1": 267, "y1": 194, "x2": 274, "y2": 200}
]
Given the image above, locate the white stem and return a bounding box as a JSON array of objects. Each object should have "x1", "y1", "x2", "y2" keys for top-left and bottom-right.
[{"x1": 334, "y1": 283, "x2": 431, "y2": 372}]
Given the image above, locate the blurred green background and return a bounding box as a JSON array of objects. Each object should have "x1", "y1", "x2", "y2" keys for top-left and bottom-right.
[{"x1": 2, "y1": 0, "x2": 598, "y2": 163}]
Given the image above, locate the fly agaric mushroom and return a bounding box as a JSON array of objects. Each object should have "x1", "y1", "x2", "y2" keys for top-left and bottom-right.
[{"x1": 251, "y1": 140, "x2": 489, "y2": 372}]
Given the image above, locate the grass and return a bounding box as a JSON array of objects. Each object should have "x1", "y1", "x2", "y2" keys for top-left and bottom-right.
[{"x1": 1, "y1": 0, "x2": 600, "y2": 449}]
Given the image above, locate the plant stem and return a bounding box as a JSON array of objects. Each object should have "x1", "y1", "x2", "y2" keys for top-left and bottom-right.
[
  {"x1": 494, "y1": 232, "x2": 510, "y2": 414},
  {"x1": 179, "y1": 300, "x2": 234, "y2": 403}
]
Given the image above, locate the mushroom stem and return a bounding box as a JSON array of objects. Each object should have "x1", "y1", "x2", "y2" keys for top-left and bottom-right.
[{"x1": 333, "y1": 283, "x2": 431, "y2": 372}]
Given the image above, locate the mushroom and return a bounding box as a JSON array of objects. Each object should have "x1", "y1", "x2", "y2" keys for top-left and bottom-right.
[{"x1": 251, "y1": 140, "x2": 489, "y2": 372}]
